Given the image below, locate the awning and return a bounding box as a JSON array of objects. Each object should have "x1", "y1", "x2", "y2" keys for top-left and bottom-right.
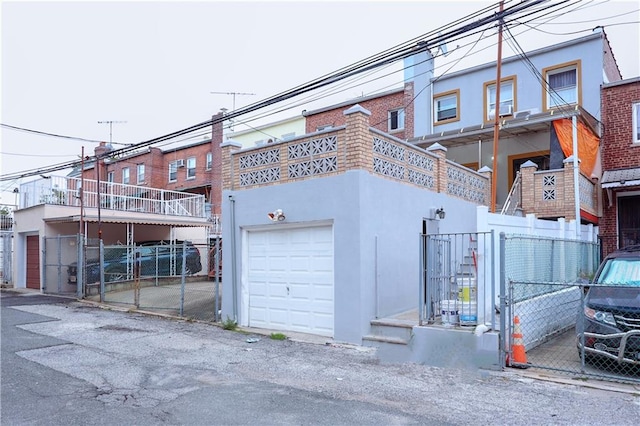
[
  {"x1": 601, "y1": 168, "x2": 640, "y2": 189},
  {"x1": 44, "y1": 214, "x2": 211, "y2": 227}
]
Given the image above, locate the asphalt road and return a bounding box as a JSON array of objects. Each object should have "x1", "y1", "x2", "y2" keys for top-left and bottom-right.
[{"x1": 2, "y1": 290, "x2": 639, "y2": 425}]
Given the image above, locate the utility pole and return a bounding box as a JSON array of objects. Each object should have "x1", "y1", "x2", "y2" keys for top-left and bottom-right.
[
  {"x1": 490, "y1": 1, "x2": 504, "y2": 213},
  {"x1": 210, "y1": 92, "x2": 255, "y2": 131}
]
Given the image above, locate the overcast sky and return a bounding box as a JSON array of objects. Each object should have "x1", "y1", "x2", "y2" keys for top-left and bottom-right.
[{"x1": 1, "y1": 0, "x2": 639, "y2": 205}]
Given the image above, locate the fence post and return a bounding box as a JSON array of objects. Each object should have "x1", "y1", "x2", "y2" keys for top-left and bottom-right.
[
  {"x1": 41, "y1": 236, "x2": 47, "y2": 293},
  {"x1": 99, "y1": 240, "x2": 105, "y2": 303},
  {"x1": 57, "y1": 235, "x2": 62, "y2": 293},
  {"x1": 214, "y1": 238, "x2": 220, "y2": 322},
  {"x1": 77, "y1": 233, "x2": 84, "y2": 299},
  {"x1": 499, "y1": 232, "x2": 507, "y2": 369},
  {"x1": 490, "y1": 230, "x2": 496, "y2": 330},
  {"x1": 180, "y1": 241, "x2": 186, "y2": 317},
  {"x1": 579, "y1": 285, "x2": 586, "y2": 372},
  {"x1": 419, "y1": 234, "x2": 425, "y2": 326}
]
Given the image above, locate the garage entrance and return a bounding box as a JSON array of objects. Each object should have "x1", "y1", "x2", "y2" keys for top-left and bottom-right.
[
  {"x1": 246, "y1": 225, "x2": 334, "y2": 336},
  {"x1": 26, "y1": 235, "x2": 40, "y2": 289}
]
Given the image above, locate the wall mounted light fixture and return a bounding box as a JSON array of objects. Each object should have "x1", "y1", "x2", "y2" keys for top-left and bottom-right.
[{"x1": 268, "y1": 209, "x2": 286, "y2": 222}]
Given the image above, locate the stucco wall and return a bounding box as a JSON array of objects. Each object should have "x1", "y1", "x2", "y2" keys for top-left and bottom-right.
[{"x1": 222, "y1": 170, "x2": 479, "y2": 344}]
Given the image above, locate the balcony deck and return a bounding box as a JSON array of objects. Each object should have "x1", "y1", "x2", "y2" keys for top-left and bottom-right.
[{"x1": 18, "y1": 176, "x2": 207, "y2": 219}]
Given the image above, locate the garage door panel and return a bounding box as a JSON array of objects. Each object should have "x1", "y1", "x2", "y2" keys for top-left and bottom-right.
[{"x1": 247, "y1": 225, "x2": 334, "y2": 336}]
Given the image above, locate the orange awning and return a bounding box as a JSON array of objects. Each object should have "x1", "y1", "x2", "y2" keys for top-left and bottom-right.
[{"x1": 553, "y1": 119, "x2": 599, "y2": 176}]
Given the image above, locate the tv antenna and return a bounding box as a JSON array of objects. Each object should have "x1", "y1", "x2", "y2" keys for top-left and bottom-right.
[
  {"x1": 210, "y1": 91, "x2": 256, "y2": 112},
  {"x1": 210, "y1": 91, "x2": 256, "y2": 131},
  {"x1": 97, "y1": 120, "x2": 127, "y2": 144}
]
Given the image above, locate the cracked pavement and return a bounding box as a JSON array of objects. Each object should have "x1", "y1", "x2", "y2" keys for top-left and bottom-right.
[{"x1": 2, "y1": 291, "x2": 639, "y2": 425}]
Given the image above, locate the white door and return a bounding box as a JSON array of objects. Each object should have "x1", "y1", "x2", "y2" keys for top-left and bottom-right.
[{"x1": 247, "y1": 225, "x2": 334, "y2": 336}]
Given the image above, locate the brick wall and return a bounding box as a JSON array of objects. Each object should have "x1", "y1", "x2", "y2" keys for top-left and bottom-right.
[
  {"x1": 305, "y1": 83, "x2": 414, "y2": 140},
  {"x1": 85, "y1": 112, "x2": 224, "y2": 208},
  {"x1": 600, "y1": 80, "x2": 640, "y2": 256},
  {"x1": 601, "y1": 81, "x2": 640, "y2": 170}
]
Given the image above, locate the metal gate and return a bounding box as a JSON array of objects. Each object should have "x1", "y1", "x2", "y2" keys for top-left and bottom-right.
[
  {"x1": 420, "y1": 231, "x2": 495, "y2": 328},
  {"x1": 1, "y1": 230, "x2": 13, "y2": 285},
  {"x1": 499, "y1": 234, "x2": 639, "y2": 384},
  {"x1": 43, "y1": 235, "x2": 78, "y2": 295}
]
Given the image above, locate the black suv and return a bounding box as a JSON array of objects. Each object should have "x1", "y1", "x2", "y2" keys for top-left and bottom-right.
[
  {"x1": 68, "y1": 240, "x2": 202, "y2": 284},
  {"x1": 576, "y1": 245, "x2": 640, "y2": 365}
]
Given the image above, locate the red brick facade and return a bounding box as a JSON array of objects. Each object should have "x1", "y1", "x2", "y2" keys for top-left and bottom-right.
[
  {"x1": 599, "y1": 79, "x2": 640, "y2": 256},
  {"x1": 304, "y1": 83, "x2": 414, "y2": 140},
  {"x1": 85, "y1": 113, "x2": 224, "y2": 212}
]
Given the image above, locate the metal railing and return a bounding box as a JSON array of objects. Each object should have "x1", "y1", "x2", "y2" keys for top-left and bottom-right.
[
  {"x1": 420, "y1": 231, "x2": 495, "y2": 330},
  {"x1": 18, "y1": 176, "x2": 206, "y2": 218}
]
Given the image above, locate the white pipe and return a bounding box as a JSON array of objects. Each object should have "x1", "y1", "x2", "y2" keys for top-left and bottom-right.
[{"x1": 572, "y1": 116, "x2": 580, "y2": 239}]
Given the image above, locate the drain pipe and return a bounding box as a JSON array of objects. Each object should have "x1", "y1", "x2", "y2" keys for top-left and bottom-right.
[{"x1": 228, "y1": 194, "x2": 238, "y2": 322}]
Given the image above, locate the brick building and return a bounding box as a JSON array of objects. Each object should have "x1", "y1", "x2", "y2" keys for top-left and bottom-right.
[
  {"x1": 599, "y1": 77, "x2": 640, "y2": 256},
  {"x1": 84, "y1": 113, "x2": 225, "y2": 224},
  {"x1": 303, "y1": 84, "x2": 414, "y2": 141}
]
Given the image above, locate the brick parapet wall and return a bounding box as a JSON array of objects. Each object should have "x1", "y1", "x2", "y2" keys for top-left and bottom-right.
[{"x1": 226, "y1": 105, "x2": 490, "y2": 206}]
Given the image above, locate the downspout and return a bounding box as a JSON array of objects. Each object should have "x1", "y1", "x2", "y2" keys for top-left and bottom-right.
[
  {"x1": 572, "y1": 115, "x2": 580, "y2": 239},
  {"x1": 228, "y1": 194, "x2": 238, "y2": 322}
]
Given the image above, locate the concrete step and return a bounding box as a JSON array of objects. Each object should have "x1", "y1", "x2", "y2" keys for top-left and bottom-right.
[
  {"x1": 369, "y1": 318, "x2": 414, "y2": 341},
  {"x1": 362, "y1": 334, "x2": 409, "y2": 346}
]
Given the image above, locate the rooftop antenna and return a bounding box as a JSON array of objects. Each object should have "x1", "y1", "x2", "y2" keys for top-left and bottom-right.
[
  {"x1": 97, "y1": 120, "x2": 127, "y2": 144},
  {"x1": 210, "y1": 91, "x2": 256, "y2": 131}
]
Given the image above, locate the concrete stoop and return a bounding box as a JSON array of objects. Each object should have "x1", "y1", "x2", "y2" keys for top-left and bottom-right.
[
  {"x1": 363, "y1": 316, "x2": 502, "y2": 368},
  {"x1": 362, "y1": 318, "x2": 415, "y2": 363}
]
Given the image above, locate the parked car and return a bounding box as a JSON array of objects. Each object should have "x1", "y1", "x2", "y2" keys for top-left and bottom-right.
[
  {"x1": 576, "y1": 245, "x2": 640, "y2": 365},
  {"x1": 68, "y1": 240, "x2": 202, "y2": 284}
]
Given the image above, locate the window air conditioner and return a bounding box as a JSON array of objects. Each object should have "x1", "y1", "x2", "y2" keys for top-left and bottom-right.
[
  {"x1": 488, "y1": 104, "x2": 513, "y2": 120},
  {"x1": 176, "y1": 159, "x2": 185, "y2": 168}
]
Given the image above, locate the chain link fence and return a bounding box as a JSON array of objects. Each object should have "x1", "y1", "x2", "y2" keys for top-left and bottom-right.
[
  {"x1": 84, "y1": 240, "x2": 221, "y2": 322},
  {"x1": 43, "y1": 235, "x2": 79, "y2": 295},
  {"x1": 501, "y1": 235, "x2": 640, "y2": 384},
  {"x1": 1, "y1": 230, "x2": 13, "y2": 285}
]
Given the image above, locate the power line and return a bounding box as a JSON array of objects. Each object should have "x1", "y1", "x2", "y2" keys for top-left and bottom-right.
[{"x1": 0, "y1": 0, "x2": 567, "y2": 182}]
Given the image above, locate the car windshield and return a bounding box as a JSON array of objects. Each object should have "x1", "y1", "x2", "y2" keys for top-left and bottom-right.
[{"x1": 595, "y1": 258, "x2": 640, "y2": 286}]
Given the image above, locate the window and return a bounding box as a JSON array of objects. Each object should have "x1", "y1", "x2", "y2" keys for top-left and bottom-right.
[
  {"x1": 186, "y1": 157, "x2": 196, "y2": 179},
  {"x1": 206, "y1": 152, "x2": 212, "y2": 170},
  {"x1": 122, "y1": 167, "x2": 130, "y2": 185},
  {"x1": 433, "y1": 89, "x2": 460, "y2": 124},
  {"x1": 543, "y1": 61, "x2": 581, "y2": 110},
  {"x1": 137, "y1": 164, "x2": 145, "y2": 183},
  {"x1": 169, "y1": 161, "x2": 177, "y2": 182},
  {"x1": 107, "y1": 171, "x2": 114, "y2": 183},
  {"x1": 484, "y1": 76, "x2": 515, "y2": 121},
  {"x1": 633, "y1": 102, "x2": 640, "y2": 144},
  {"x1": 388, "y1": 108, "x2": 405, "y2": 131}
]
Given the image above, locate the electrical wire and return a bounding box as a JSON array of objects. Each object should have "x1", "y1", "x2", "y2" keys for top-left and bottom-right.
[{"x1": 0, "y1": 0, "x2": 583, "y2": 182}]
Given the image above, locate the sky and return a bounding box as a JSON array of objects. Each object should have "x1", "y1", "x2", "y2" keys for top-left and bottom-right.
[{"x1": 1, "y1": 0, "x2": 639, "y2": 206}]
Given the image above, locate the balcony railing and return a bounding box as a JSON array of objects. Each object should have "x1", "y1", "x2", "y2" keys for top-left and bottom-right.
[
  {"x1": 18, "y1": 176, "x2": 206, "y2": 218},
  {"x1": 518, "y1": 162, "x2": 599, "y2": 221}
]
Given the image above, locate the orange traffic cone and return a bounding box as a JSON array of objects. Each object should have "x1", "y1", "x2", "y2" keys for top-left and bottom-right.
[{"x1": 509, "y1": 315, "x2": 530, "y2": 368}]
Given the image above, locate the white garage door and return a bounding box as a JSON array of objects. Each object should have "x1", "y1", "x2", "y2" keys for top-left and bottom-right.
[{"x1": 247, "y1": 225, "x2": 334, "y2": 336}]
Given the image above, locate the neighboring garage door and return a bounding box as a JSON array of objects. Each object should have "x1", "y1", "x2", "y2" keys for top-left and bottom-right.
[
  {"x1": 26, "y1": 235, "x2": 40, "y2": 290},
  {"x1": 247, "y1": 225, "x2": 334, "y2": 336}
]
